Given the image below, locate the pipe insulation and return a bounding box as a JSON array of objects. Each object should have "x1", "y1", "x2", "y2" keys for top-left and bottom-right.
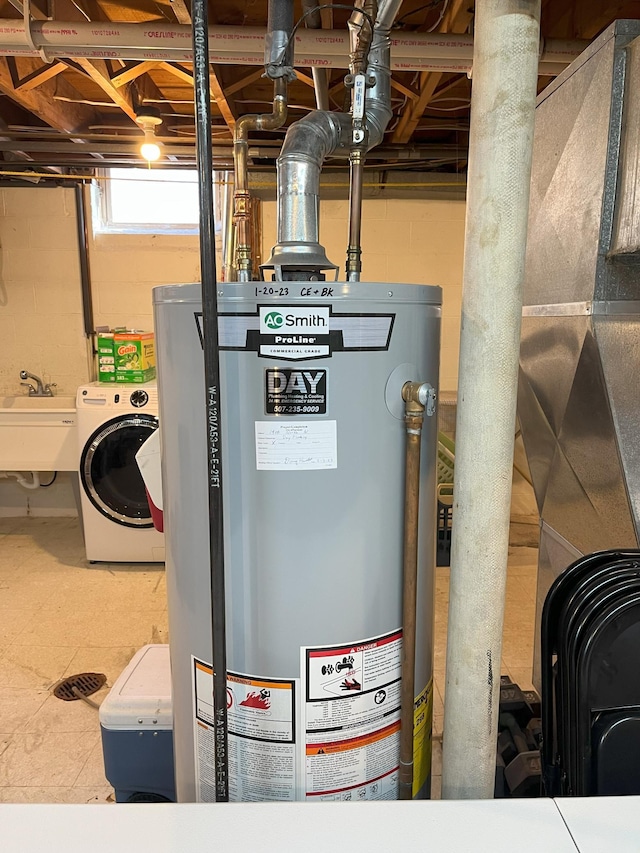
[
  {"x1": 441, "y1": 0, "x2": 541, "y2": 801},
  {"x1": 0, "y1": 20, "x2": 583, "y2": 73},
  {"x1": 264, "y1": 0, "x2": 295, "y2": 79}
]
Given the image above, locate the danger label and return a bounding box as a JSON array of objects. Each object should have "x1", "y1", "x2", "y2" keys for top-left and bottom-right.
[{"x1": 265, "y1": 368, "x2": 327, "y2": 415}]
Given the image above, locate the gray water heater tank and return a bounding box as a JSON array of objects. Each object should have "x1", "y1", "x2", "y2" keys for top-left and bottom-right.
[{"x1": 153, "y1": 281, "x2": 441, "y2": 803}]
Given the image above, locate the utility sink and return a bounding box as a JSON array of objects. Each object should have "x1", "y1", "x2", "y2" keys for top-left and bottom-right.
[{"x1": 0, "y1": 395, "x2": 77, "y2": 472}]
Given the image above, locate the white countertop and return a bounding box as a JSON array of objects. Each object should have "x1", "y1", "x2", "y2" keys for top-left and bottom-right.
[
  {"x1": 556, "y1": 796, "x2": 640, "y2": 853},
  {"x1": 0, "y1": 799, "x2": 580, "y2": 853}
]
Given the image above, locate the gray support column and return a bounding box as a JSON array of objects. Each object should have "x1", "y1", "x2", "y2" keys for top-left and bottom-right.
[{"x1": 441, "y1": 0, "x2": 541, "y2": 800}]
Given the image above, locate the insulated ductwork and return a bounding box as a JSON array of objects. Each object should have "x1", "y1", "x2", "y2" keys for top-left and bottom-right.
[{"x1": 262, "y1": 0, "x2": 404, "y2": 280}]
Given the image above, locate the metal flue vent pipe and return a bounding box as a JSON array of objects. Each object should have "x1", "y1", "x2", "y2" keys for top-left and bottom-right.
[
  {"x1": 441, "y1": 0, "x2": 541, "y2": 800},
  {"x1": 262, "y1": 0, "x2": 403, "y2": 279}
]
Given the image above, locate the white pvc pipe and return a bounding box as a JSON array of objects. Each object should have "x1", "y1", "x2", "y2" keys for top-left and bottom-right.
[
  {"x1": 0, "y1": 19, "x2": 582, "y2": 73},
  {"x1": 441, "y1": 0, "x2": 541, "y2": 800},
  {"x1": 0, "y1": 471, "x2": 41, "y2": 489}
]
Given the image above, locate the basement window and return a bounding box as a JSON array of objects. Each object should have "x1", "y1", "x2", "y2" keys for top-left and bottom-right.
[{"x1": 93, "y1": 168, "x2": 210, "y2": 235}]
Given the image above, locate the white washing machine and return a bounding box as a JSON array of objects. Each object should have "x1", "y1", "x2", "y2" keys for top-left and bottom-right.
[{"x1": 76, "y1": 382, "x2": 165, "y2": 563}]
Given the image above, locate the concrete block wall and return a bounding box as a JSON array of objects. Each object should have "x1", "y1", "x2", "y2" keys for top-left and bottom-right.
[
  {"x1": 89, "y1": 232, "x2": 201, "y2": 332},
  {"x1": 262, "y1": 198, "x2": 465, "y2": 390},
  {"x1": 0, "y1": 187, "x2": 88, "y2": 397},
  {"x1": 0, "y1": 187, "x2": 466, "y2": 515}
]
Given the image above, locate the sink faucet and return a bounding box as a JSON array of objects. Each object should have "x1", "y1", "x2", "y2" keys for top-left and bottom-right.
[{"x1": 19, "y1": 370, "x2": 56, "y2": 397}]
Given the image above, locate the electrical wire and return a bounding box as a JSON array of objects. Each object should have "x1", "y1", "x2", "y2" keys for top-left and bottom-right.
[
  {"x1": 427, "y1": 0, "x2": 449, "y2": 32},
  {"x1": 273, "y1": 4, "x2": 376, "y2": 73},
  {"x1": 394, "y1": 0, "x2": 444, "y2": 27},
  {"x1": 40, "y1": 472, "x2": 57, "y2": 487}
]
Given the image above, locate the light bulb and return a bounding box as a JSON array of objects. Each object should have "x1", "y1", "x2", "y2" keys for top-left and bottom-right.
[{"x1": 140, "y1": 138, "x2": 161, "y2": 162}]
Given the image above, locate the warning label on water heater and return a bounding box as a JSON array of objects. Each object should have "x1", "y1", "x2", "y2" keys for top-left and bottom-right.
[
  {"x1": 192, "y1": 658, "x2": 298, "y2": 802},
  {"x1": 302, "y1": 629, "x2": 403, "y2": 801},
  {"x1": 265, "y1": 368, "x2": 327, "y2": 415}
]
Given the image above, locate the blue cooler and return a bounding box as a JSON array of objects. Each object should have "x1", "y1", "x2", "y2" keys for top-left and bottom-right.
[{"x1": 100, "y1": 644, "x2": 175, "y2": 802}]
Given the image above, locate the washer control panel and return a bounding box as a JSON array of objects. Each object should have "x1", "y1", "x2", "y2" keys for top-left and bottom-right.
[{"x1": 76, "y1": 382, "x2": 157, "y2": 409}]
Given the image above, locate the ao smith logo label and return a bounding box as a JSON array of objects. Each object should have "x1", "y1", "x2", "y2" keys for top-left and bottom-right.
[
  {"x1": 263, "y1": 311, "x2": 284, "y2": 329},
  {"x1": 194, "y1": 305, "x2": 395, "y2": 362},
  {"x1": 259, "y1": 307, "x2": 329, "y2": 336}
]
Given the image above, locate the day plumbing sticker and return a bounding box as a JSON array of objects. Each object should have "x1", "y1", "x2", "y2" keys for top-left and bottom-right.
[{"x1": 265, "y1": 368, "x2": 327, "y2": 415}]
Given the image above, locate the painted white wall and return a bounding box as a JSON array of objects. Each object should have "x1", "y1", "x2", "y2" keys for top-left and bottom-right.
[{"x1": 0, "y1": 187, "x2": 466, "y2": 515}]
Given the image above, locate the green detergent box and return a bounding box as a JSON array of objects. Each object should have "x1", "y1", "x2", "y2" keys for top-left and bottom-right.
[
  {"x1": 97, "y1": 331, "x2": 116, "y2": 383},
  {"x1": 98, "y1": 330, "x2": 156, "y2": 383}
]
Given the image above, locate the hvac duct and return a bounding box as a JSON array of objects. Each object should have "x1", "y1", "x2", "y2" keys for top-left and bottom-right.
[
  {"x1": 0, "y1": 19, "x2": 583, "y2": 73},
  {"x1": 518, "y1": 20, "x2": 640, "y2": 690},
  {"x1": 154, "y1": 281, "x2": 441, "y2": 802}
]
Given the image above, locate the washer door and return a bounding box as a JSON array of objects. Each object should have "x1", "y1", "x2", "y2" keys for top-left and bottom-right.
[{"x1": 81, "y1": 414, "x2": 158, "y2": 528}]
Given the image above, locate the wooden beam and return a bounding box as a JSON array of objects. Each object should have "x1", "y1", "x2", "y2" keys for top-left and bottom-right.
[
  {"x1": 158, "y1": 61, "x2": 193, "y2": 87},
  {"x1": 294, "y1": 70, "x2": 315, "y2": 88},
  {"x1": 0, "y1": 56, "x2": 100, "y2": 133},
  {"x1": 6, "y1": 0, "x2": 47, "y2": 20},
  {"x1": 111, "y1": 61, "x2": 160, "y2": 89},
  {"x1": 224, "y1": 69, "x2": 263, "y2": 97},
  {"x1": 10, "y1": 60, "x2": 67, "y2": 92},
  {"x1": 392, "y1": 0, "x2": 474, "y2": 144},
  {"x1": 169, "y1": 0, "x2": 191, "y2": 25},
  {"x1": 160, "y1": 61, "x2": 236, "y2": 131},
  {"x1": 206, "y1": 68, "x2": 236, "y2": 131},
  {"x1": 390, "y1": 78, "x2": 420, "y2": 102},
  {"x1": 74, "y1": 58, "x2": 137, "y2": 121}
]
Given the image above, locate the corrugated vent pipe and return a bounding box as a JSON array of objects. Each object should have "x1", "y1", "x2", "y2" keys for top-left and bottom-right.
[
  {"x1": 441, "y1": 0, "x2": 541, "y2": 800},
  {"x1": 262, "y1": 0, "x2": 403, "y2": 280}
]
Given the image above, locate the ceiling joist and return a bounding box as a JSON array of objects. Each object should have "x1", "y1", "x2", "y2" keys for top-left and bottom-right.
[
  {"x1": 73, "y1": 58, "x2": 137, "y2": 121},
  {"x1": 392, "y1": 0, "x2": 474, "y2": 144},
  {"x1": 160, "y1": 61, "x2": 236, "y2": 132},
  {"x1": 111, "y1": 61, "x2": 160, "y2": 89},
  {"x1": 0, "y1": 56, "x2": 101, "y2": 133}
]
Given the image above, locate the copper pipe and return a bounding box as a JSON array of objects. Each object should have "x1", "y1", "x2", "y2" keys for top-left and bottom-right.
[
  {"x1": 399, "y1": 380, "x2": 431, "y2": 801},
  {"x1": 346, "y1": 148, "x2": 364, "y2": 281},
  {"x1": 233, "y1": 77, "x2": 287, "y2": 281}
]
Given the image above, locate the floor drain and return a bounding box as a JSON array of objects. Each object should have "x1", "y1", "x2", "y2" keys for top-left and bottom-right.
[{"x1": 53, "y1": 672, "x2": 107, "y2": 702}]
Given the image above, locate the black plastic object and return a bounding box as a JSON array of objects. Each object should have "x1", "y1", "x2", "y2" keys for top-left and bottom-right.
[
  {"x1": 436, "y1": 501, "x2": 452, "y2": 566},
  {"x1": 540, "y1": 549, "x2": 640, "y2": 797}
]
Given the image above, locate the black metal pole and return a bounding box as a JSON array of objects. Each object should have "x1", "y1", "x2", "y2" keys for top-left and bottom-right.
[
  {"x1": 191, "y1": 0, "x2": 229, "y2": 802},
  {"x1": 74, "y1": 183, "x2": 94, "y2": 338}
]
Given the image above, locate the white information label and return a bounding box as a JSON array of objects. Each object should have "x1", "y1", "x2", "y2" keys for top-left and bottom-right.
[
  {"x1": 302, "y1": 629, "x2": 403, "y2": 801},
  {"x1": 255, "y1": 420, "x2": 337, "y2": 470},
  {"x1": 192, "y1": 658, "x2": 298, "y2": 803}
]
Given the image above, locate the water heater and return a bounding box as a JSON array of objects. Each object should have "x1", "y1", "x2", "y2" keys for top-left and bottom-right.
[{"x1": 153, "y1": 280, "x2": 441, "y2": 803}]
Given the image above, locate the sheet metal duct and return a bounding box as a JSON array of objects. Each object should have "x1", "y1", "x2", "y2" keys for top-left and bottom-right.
[{"x1": 518, "y1": 20, "x2": 640, "y2": 689}]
